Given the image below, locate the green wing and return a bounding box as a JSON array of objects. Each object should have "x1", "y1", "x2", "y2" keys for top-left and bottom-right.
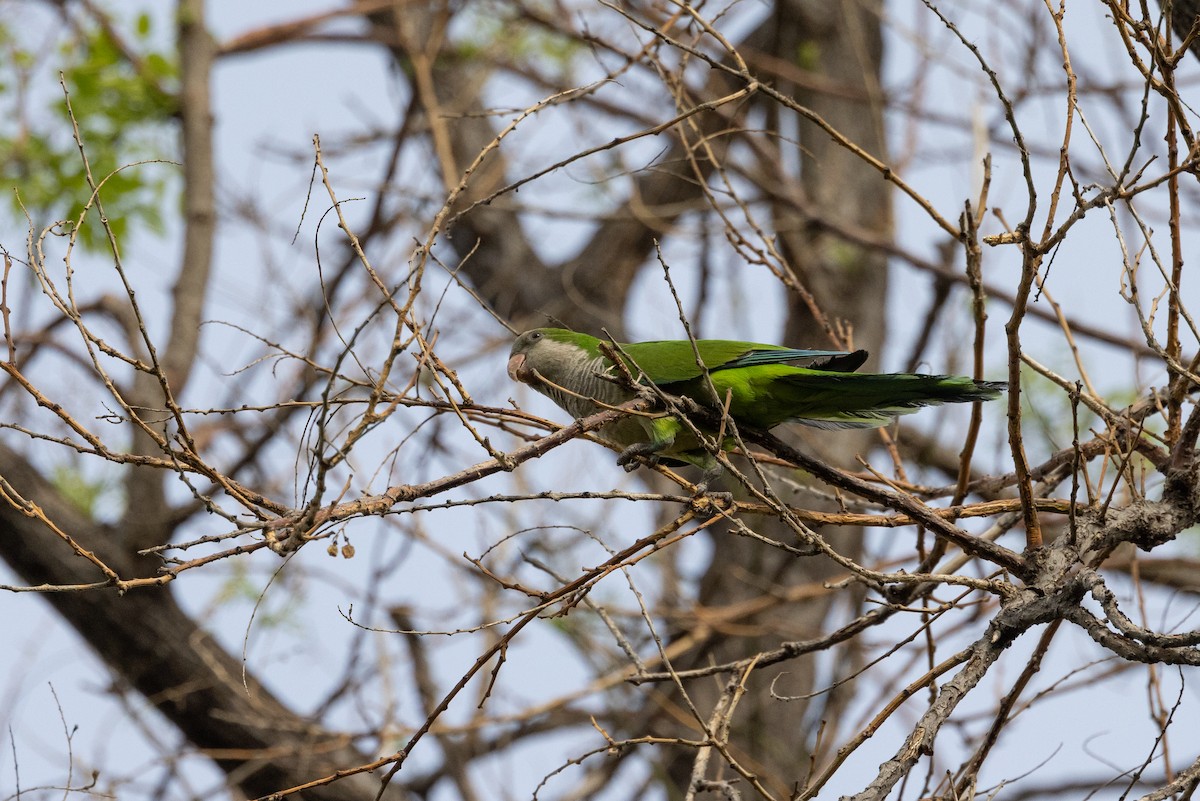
[
  {"x1": 608, "y1": 336, "x2": 1002, "y2": 433},
  {"x1": 619, "y1": 339, "x2": 867, "y2": 384}
]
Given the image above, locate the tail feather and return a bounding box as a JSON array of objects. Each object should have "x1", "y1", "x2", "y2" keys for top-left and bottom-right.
[{"x1": 777, "y1": 372, "x2": 1006, "y2": 428}]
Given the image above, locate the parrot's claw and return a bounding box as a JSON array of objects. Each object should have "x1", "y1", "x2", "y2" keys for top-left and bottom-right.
[
  {"x1": 689, "y1": 487, "x2": 734, "y2": 514},
  {"x1": 616, "y1": 442, "x2": 663, "y2": 471},
  {"x1": 697, "y1": 462, "x2": 724, "y2": 492},
  {"x1": 689, "y1": 462, "x2": 733, "y2": 514}
]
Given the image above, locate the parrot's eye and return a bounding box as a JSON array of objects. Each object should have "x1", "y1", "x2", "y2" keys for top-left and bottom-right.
[{"x1": 530, "y1": 332, "x2": 542, "y2": 341}]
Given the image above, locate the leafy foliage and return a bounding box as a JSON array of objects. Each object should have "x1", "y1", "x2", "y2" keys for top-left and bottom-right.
[{"x1": 0, "y1": 12, "x2": 177, "y2": 250}]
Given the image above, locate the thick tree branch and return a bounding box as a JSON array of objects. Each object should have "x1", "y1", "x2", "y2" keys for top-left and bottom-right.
[{"x1": 0, "y1": 443, "x2": 406, "y2": 801}]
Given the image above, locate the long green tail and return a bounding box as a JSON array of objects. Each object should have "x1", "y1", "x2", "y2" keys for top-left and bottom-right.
[{"x1": 772, "y1": 372, "x2": 1006, "y2": 430}]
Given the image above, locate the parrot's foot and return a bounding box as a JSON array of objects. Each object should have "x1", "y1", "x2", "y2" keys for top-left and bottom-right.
[
  {"x1": 694, "y1": 461, "x2": 724, "y2": 493},
  {"x1": 690, "y1": 462, "x2": 733, "y2": 514},
  {"x1": 616, "y1": 442, "x2": 663, "y2": 472},
  {"x1": 689, "y1": 488, "x2": 734, "y2": 514}
]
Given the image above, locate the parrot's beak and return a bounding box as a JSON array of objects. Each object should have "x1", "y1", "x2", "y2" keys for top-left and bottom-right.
[{"x1": 507, "y1": 352, "x2": 529, "y2": 382}]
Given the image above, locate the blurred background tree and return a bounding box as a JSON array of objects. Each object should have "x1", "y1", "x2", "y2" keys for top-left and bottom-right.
[{"x1": 2, "y1": 1, "x2": 1200, "y2": 800}]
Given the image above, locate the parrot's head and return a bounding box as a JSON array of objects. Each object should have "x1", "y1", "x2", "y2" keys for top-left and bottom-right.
[{"x1": 507, "y1": 328, "x2": 592, "y2": 386}]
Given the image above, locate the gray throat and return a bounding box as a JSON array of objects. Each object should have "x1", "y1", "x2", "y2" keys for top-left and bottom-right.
[{"x1": 537, "y1": 355, "x2": 634, "y2": 419}]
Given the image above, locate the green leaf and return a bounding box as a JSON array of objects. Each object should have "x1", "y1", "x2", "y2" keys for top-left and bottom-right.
[
  {"x1": 0, "y1": 12, "x2": 179, "y2": 251},
  {"x1": 51, "y1": 465, "x2": 111, "y2": 518}
]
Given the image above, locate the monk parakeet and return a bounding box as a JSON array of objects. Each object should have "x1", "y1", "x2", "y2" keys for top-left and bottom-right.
[{"x1": 508, "y1": 328, "x2": 1004, "y2": 483}]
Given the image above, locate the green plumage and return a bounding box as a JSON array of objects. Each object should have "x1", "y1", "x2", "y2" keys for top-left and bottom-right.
[{"x1": 507, "y1": 328, "x2": 1005, "y2": 476}]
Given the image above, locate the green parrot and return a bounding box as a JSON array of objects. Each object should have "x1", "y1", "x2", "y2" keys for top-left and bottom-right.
[{"x1": 507, "y1": 328, "x2": 1005, "y2": 484}]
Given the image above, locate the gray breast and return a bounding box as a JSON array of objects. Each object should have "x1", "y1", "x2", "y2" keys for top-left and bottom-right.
[{"x1": 537, "y1": 355, "x2": 634, "y2": 419}]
